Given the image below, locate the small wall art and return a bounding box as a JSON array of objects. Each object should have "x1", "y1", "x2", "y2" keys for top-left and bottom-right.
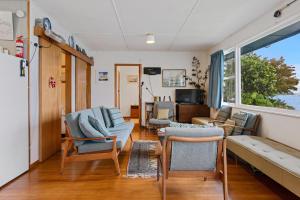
[{"x1": 97, "y1": 71, "x2": 108, "y2": 81}]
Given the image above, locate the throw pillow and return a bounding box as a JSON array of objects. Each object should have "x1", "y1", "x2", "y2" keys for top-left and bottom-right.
[
  {"x1": 223, "y1": 119, "x2": 235, "y2": 136},
  {"x1": 88, "y1": 116, "x2": 111, "y2": 137},
  {"x1": 231, "y1": 112, "x2": 248, "y2": 136},
  {"x1": 101, "y1": 107, "x2": 113, "y2": 128},
  {"x1": 108, "y1": 108, "x2": 125, "y2": 127},
  {"x1": 216, "y1": 106, "x2": 232, "y2": 122},
  {"x1": 157, "y1": 108, "x2": 169, "y2": 120},
  {"x1": 78, "y1": 114, "x2": 105, "y2": 142}
]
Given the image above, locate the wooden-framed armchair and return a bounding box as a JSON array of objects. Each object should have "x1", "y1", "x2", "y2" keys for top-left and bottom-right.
[
  {"x1": 61, "y1": 121, "x2": 122, "y2": 175},
  {"x1": 149, "y1": 101, "x2": 175, "y2": 130},
  {"x1": 160, "y1": 127, "x2": 228, "y2": 200}
]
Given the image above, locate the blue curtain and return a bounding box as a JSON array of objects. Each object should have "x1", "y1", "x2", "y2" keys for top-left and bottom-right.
[{"x1": 207, "y1": 50, "x2": 224, "y2": 109}]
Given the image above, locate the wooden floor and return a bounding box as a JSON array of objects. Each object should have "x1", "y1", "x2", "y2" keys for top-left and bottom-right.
[{"x1": 0, "y1": 126, "x2": 299, "y2": 200}]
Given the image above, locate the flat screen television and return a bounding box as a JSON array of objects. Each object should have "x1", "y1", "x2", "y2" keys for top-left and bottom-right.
[{"x1": 175, "y1": 89, "x2": 203, "y2": 104}]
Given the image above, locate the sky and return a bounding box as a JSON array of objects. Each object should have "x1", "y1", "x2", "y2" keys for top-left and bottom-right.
[{"x1": 255, "y1": 33, "x2": 300, "y2": 93}]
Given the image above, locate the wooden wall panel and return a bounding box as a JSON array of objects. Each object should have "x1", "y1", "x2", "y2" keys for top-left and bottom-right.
[
  {"x1": 39, "y1": 38, "x2": 61, "y2": 161},
  {"x1": 75, "y1": 58, "x2": 91, "y2": 111}
]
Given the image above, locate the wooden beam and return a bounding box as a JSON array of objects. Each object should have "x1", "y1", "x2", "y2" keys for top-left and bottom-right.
[{"x1": 34, "y1": 26, "x2": 94, "y2": 65}]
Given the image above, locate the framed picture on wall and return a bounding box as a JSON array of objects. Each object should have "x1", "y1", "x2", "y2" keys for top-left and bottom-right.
[
  {"x1": 162, "y1": 69, "x2": 186, "y2": 87},
  {"x1": 127, "y1": 75, "x2": 138, "y2": 83},
  {"x1": 97, "y1": 71, "x2": 108, "y2": 81}
]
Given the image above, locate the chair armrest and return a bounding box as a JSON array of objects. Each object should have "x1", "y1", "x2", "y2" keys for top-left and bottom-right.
[{"x1": 64, "y1": 135, "x2": 117, "y2": 141}]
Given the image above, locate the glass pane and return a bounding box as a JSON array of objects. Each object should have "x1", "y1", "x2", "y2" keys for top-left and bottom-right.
[
  {"x1": 241, "y1": 26, "x2": 300, "y2": 111},
  {"x1": 223, "y1": 51, "x2": 235, "y2": 103}
]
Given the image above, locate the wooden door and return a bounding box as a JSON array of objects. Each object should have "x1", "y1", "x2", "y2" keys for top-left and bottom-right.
[
  {"x1": 76, "y1": 58, "x2": 91, "y2": 111},
  {"x1": 39, "y1": 38, "x2": 61, "y2": 161}
]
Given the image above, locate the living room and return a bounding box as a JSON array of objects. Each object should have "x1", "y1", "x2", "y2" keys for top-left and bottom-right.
[{"x1": 0, "y1": 0, "x2": 300, "y2": 200}]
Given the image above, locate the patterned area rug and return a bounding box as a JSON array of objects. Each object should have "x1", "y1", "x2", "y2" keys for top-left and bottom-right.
[{"x1": 127, "y1": 140, "x2": 159, "y2": 178}]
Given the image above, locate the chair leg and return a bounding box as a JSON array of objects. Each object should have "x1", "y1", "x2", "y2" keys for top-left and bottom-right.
[
  {"x1": 112, "y1": 154, "x2": 121, "y2": 175},
  {"x1": 130, "y1": 133, "x2": 133, "y2": 142},
  {"x1": 162, "y1": 141, "x2": 167, "y2": 200},
  {"x1": 223, "y1": 140, "x2": 229, "y2": 200}
]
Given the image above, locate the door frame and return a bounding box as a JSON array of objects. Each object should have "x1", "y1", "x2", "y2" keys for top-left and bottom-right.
[{"x1": 114, "y1": 64, "x2": 142, "y2": 126}]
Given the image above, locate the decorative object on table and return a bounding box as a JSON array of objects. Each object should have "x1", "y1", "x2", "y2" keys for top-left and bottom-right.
[
  {"x1": 127, "y1": 140, "x2": 161, "y2": 178},
  {"x1": 97, "y1": 71, "x2": 108, "y2": 81},
  {"x1": 44, "y1": 29, "x2": 66, "y2": 44},
  {"x1": 0, "y1": 11, "x2": 14, "y2": 40},
  {"x1": 81, "y1": 48, "x2": 87, "y2": 55},
  {"x1": 42, "y1": 17, "x2": 52, "y2": 31},
  {"x1": 76, "y1": 44, "x2": 81, "y2": 52},
  {"x1": 184, "y1": 56, "x2": 209, "y2": 90},
  {"x1": 68, "y1": 35, "x2": 75, "y2": 48},
  {"x1": 162, "y1": 69, "x2": 186, "y2": 87},
  {"x1": 127, "y1": 75, "x2": 138, "y2": 83}
]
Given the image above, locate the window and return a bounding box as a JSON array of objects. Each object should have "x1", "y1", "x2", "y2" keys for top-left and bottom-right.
[
  {"x1": 240, "y1": 21, "x2": 300, "y2": 111},
  {"x1": 223, "y1": 51, "x2": 236, "y2": 103}
]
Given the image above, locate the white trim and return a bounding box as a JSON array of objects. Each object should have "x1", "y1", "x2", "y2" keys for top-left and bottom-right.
[
  {"x1": 239, "y1": 15, "x2": 300, "y2": 49},
  {"x1": 228, "y1": 18, "x2": 300, "y2": 117},
  {"x1": 234, "y1": 104, "x2": 300, "y2": 119}
]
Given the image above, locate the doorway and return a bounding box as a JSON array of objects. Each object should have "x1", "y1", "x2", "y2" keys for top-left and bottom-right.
[{"x1": 115, "y1": 64, "x2": 142, "y2": 126}]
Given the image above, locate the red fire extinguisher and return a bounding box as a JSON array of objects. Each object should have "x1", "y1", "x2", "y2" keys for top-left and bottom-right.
[{"x1": 16, "y1": 35, "x2": 24, "y2": 58}]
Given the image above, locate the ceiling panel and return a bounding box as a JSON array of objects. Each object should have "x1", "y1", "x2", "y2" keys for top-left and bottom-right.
[
  {"x1": 115, "y1": 0, "x2": 198, "y2": 35},
  {"x1": 34, "y1": 0, "x2": 122, "y2": 35},
  {"x1": 33, "y1": 0, "x2": 284, "y2": 51}
]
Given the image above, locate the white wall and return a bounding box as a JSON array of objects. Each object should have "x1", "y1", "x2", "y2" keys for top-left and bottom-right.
[
  {"x1": 29, "y1": 1, "x2": 90, "y2": 164},
  {"x1": 118, "y1": 67, "x2": 139, "y2": 117},
  {"x1": 91, "y1": 51, "x2": 209, "y2": 125},
  {"x1": 0, "y1": 0, "x2": 27, "y2": 56},
  {"x1": 210, "y1": 1, "x2": 300, "y2": 150}
]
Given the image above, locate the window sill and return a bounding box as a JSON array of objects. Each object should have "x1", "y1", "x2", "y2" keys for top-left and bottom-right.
[{"x1": 231, "y1": 104, "x2": 300, "y2": 118}]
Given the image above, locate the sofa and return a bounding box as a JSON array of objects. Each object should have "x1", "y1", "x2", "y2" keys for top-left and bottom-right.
[
  {"x1": 227, "y1": 135, "x2": 300, "y2": 197},
  {"x1": 61, "y1": 106, "x2": 134, "y2": 174}
]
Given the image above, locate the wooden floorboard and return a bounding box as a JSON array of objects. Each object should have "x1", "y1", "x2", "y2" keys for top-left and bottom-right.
[{"x1": 0, "y1": 126, "x2": 299, "y2": 200}]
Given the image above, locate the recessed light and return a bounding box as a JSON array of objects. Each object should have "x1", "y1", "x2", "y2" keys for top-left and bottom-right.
[{"x1": 146, "y1": 33, "x2": 155, "y2": 44}]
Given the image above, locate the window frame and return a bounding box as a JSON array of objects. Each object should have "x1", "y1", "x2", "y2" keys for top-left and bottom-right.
[
  {"x1": 222, "y1": 48, "x2": 237, "y2": 106},
  {"x1": 222, "y1": 17, "x2": 300, "y2": 118}
]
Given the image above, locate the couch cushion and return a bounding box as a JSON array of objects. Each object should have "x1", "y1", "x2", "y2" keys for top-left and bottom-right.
[
  {"x1": 216, "y1": 106, "x2": 232, "y2": 122},
  {"x1": 91, "y1": 107, "x2": 106, "y2": 127},
  {"x1": 108, "y1": 122, "x2": 134, "y2": 132},
  {"x1": 231, "y1": 112, "x2": 248, "y2": 136},
  {"x1": 77, "y1": 129, "x2": 131, "y2": 153},
  {"x1": 157, "y1": 108, "x2": 169, "y2": 120},
  {"x1": 241, "y1": 111, "x2": 259, "y2": 135},
  {"x1": 149, "y1": 118, "x2": 170, "y2": 125},
  {"x1": 227, "y1": 135, "x2": 300, "y2": 178},
  {"x1": 88, "y1": 116, "x2": 111, "y2": 137},
  {"x1": 101, "y1": 107, "x2": 113, "y2": 128},
  {"x1": 79, "y1": 113, "x2": 105, "y2": 141},
  {"x1": 192, "y1": 117, "x2": 211, "y2": 125},
  {"x1": 108, "y1": 108, "x2": 125, "y2": 127},
  {"x1": 65, "y1": 111, "x2": 87, "y2": 146}
]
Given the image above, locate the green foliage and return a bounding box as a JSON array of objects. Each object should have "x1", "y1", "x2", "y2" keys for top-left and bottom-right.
[{"x1": 240, "y1": 53, "x2": 299, "y2": 110}]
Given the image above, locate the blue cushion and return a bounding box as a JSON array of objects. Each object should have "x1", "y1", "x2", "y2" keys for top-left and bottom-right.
[
  {"x1": 78, "y1": 113, "x2": 105, "y2": 142},
  {"x1": 216, "y1": 106, "x2": 232, "y2": 121},
  {"x1": 91, "y1": 107, "x2": 106, "y2": 126},
  {"x1": 108, "y1": 122, "x2": 134, "y2": 132},
  {"x1": 241, "y1": 112, "x2": 259, "y2": 135},
  {"x1": 108, "y1": 108, "x2": 125, "y2": 127},
  {"x1": 77, "y1": 128, "x2": 131, "y2": 153},
  {"x1": 88, "y1": 115, "x2": 111, "y2": 137},
  {"x1": 231, "y1": 112, "x2": 248, "y2": 136},
  {"x1": 149, "y1": 118, "x2": 170, "y2": 125},
  {"x1": 65, "y1": 111, "x2": 87, "y2": 146},
  {"x1": 101, "y1": 107, "x2": 113, "y2": 128}
]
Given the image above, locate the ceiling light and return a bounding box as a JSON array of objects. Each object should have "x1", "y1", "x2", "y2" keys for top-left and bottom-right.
[{"x1": 146, "y1": 33, "x2": 155, "y2": 44}]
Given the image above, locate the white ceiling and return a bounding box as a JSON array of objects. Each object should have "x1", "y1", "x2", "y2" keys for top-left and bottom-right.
[{"x1": 34, "y1": 0, "x2": 283, "y2": 51}]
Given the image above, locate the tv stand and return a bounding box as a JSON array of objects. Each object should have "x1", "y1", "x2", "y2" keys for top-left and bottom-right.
[{"x1": 176, "y1": 104, "x2": 210, "y2": 123}]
